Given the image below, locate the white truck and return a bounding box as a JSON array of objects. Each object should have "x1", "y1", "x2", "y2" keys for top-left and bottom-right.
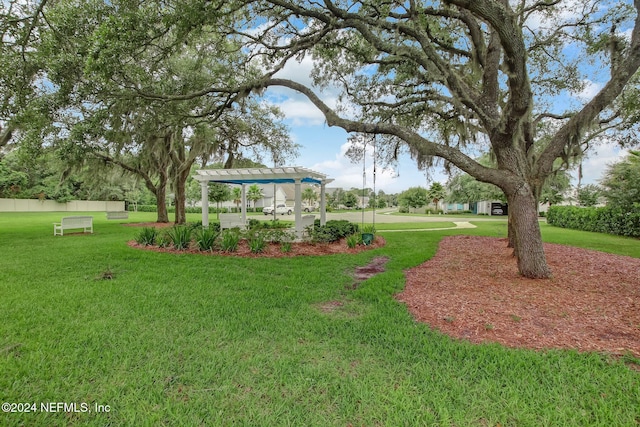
[{"x1": 263, "y1": 203, "x2": 292, "y2": 215}]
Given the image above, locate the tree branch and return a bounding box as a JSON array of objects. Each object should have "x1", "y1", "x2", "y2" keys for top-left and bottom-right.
[
  {"x1": 263, "y1": 77, "x2": 517, "y2": 189},
  {"x1": 536, "y1": 0, "x2": 640, "y2": 178}
]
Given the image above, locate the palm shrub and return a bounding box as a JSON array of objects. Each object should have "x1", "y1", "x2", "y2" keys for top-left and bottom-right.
[
  {"x1": 135, "y1": 227, "x2": 158, "y2": 246},
  {"x1": 220, "y1": 229, "x2": 240, "y2": 252},
  {"x1": 157, "y1": 232, "x2": 171, "y2": 248},
  {"x1": 280, "y1": 241, "x2": 292, "y2": 253},
  {"x1": 194, "y1": 227, "x2": 219, "y2": 251},
  {"x1": 166, "y1": 225, "x2": 192, "y2": 250},
  {"x1": 248, "y1": 230, "x2": 268, "y2": 253},
  {"x1": 346, "y1": 234, "x2": 359, "y2": 248},
  {"x1": 361, "y1": 224, "x2": 376, "y2": 234}
]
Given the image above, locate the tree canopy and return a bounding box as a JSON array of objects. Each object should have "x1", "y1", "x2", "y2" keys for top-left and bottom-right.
[{"x1": 600, "y1": 150, "x2": 640, "y2": 209}]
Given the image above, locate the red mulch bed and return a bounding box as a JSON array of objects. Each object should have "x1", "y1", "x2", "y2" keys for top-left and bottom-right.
[{"x1": 396, "y1": 235, "x2": 640, "y2": 357}]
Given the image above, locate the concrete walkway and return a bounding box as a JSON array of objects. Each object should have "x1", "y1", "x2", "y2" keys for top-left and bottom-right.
[
  {"x1": 321, "y1": 208, "x2": 504, "y2": 224},
  {"x1": 378, "y1": 221, "x2": 477, "y2": 232}
]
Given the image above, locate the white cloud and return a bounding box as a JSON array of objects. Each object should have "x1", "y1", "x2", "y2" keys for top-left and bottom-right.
[
  {"x1": 306, "y1": 141, "x2": 443, "y2": 194},
  {"x1": 572, "y1": 143, "x2": 629, "y2": 185},
  {"x1": 572, "y1": 79, "x2": 603, "y2": 102},
  {"x1": 263, "y1": 54, "x2": 343, "y2": 127}
]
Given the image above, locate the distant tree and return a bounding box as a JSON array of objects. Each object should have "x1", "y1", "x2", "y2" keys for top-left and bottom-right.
[
  {"x1": 329, "y1": 188, "x2": 344, "y2": 208},
  {"x1": 577, "y1": 184, "x2": 602, "y2": 207},
  {"x1": 600, "y1": 151, "x2": 640, "y2": 210},
  {"x1": 447, "y1": 172, "x2": 504, "y2": 205},
  {"x1": 231, "y1": 187, "x2": 242, "y2": 212},
  {"x1": 427, "y1": 182, "x2": 446, "y2": 211},
  {"x1": 399, "y1": 187, "x2": 428, "y2": 209},
  {"x1": 247, "y1": 184, "x2": 263, "y2": 212},
  {"x1": 342, "y1": 192, "x2": 358, "y2": 209},
  {"x1": 539, "y1": 172, "x2": 571, "y2": 206},
  {"x1": 208, "y1": 183, "x2": 231, "y2": 219},
  {"x1": 302, "y1": 187, "x2": 317, "y2": 206}
]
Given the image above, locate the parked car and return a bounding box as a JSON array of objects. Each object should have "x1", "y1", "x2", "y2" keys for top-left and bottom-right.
[
  {"x1": 263, "y1": 204, "x2": 292, "y2": 215},
  {"x1": 302, "y1": 203, "x2": 316, "y2": 212},
  {"x1": 491, "y1": 207, "x2": 504, "y2": 215}
]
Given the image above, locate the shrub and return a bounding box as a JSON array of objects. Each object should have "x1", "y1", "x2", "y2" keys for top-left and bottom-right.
[
  {"x1": 346, "y1": 234, "x2": 359, "y2": 248},
  {"x1": 248, "y1": 231, "x2": 268, "y2": 253},
  {"x1": 268, "y1": 229, "x2": 296, "y2": 244},
  {"x1": 156, "y1": 232, "x2": 171, "y2": 248},
  {"x1": 166, "y1": 225, "x2": 192, "y2": 250},
  {"x1": 135, "y1": 227, "x2": 158, "y2": 246},
  {"x1": 220, "y1": 229, "x2": 240, "y2": 252},
  {"x1": 248, "y1": 218, "x2": 263, "y2": 229},
  {"x1": 311, "y1": 220, "x2": 359, "y2": 243},
  {"x1": 248, "y1": 218, "x2": 290, "y2": 230},
  {"x1": 547, "y1": 205, "x2": 640, "y2": 237},
  {"x1": 194, "y1": 227, "x2": 219, "y2": 251},
  {"x1": 361, "y1": 224, "x2": 376, "y2": 234},
  {"x1": 280, "y1": 241, "x2": 292, "y2": 253}
]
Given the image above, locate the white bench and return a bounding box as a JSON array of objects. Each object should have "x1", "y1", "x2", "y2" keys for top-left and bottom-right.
[
  {"x1": 219, "y1": 213, "x2": 246, "y2": 230},
  {"x1": 106, "y1": 211, "x2": 129, "y2": 220},
  {"x1": 53, "y1": 216, "x2": 94, "y2": 236},
  {"x1": 300, "y1": 214, "x2": 315, "y2": 237}
]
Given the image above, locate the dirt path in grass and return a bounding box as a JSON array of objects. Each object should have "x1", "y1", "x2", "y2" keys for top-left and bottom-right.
[{"x1": 396, "y1": 235, "x2": 640, "y2": 358}]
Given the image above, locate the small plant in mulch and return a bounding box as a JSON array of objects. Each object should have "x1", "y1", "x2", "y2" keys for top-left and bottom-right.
[
  {"x1": 247, "y1": 231, "x2": 267, "y2": 254},
  {"x1": 135, "y1": 227, "x2": 159, "y2": 246},
  {"x1": 220, "y1": 229, "x2": 240, "y2": 252},
  {"x1": 280, "y1": 241, "x2": 292, "y2": 253},
  {"x1": 166, "y1": 225, "x2": 192, "y2": 250},
  {"x1": 346, "y1": 234, "x2": 359, "y2": 248},
  {"x1": 194, "y1": 227, "x2": 219, "y2": 251}
]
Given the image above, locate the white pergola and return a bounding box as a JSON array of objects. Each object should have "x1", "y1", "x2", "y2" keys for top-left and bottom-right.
[{"x1": 193, "y1": 167, "x2": 334, "y2": 238}]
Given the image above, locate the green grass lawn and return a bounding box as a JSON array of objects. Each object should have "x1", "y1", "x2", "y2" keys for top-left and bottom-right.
[{"x1": 1, "y1": 212, "x2": 639, "y2": 426}]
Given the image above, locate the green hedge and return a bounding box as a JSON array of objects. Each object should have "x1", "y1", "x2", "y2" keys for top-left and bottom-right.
[
  {"x1": 547, "y1": 205, "x2": 640, "y2": 237},
  {"x1": 134, "y1": 205, "x2": 246, "y2": 214}
]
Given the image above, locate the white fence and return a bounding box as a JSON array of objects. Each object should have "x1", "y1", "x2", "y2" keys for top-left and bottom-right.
[{"x1": 0, "y1": 198, "x2": 125, "y2": 212}]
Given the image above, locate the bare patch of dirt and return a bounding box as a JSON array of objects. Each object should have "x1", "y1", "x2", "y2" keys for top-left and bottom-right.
[
  {"x1": 348, "y1": 256, "x2": 389, "y2": 289},
  {"x1": 396, "y1": 235, "x2": 640, "y2": 357},
  {"x1": 316, "y1": 300, "x2": 344, "y2": 313}
]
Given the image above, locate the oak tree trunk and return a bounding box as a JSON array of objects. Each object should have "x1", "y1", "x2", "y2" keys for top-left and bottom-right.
[
  {"x1": 508, "y1": 185, "x2": 551, "y2": 279},
  {"x1": 155, "y1": 185, "x2": 169, "y2": 223},
  {"x1": 173, "y1": 174, "x2": 186, "y2": 225}
]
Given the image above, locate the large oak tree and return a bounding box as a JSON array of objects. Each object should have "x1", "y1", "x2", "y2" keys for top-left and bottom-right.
[{"x1": 233, "y1": 0, "x2": 640, "y2": 278}]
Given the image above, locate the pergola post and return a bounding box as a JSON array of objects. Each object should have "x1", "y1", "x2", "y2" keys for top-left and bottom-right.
[
  {"x1": 241, "y1": 184, "x2": 247, "y2": 224},
  {"x1": 200, "y1": 180, "x2": 209, "y2": 227},
  {"x1": 294, "y1": 178, "x2": 302, "y2": 239},
  {"x1": 320, "y1": 182, "x2": 327, "y2": 226}
]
